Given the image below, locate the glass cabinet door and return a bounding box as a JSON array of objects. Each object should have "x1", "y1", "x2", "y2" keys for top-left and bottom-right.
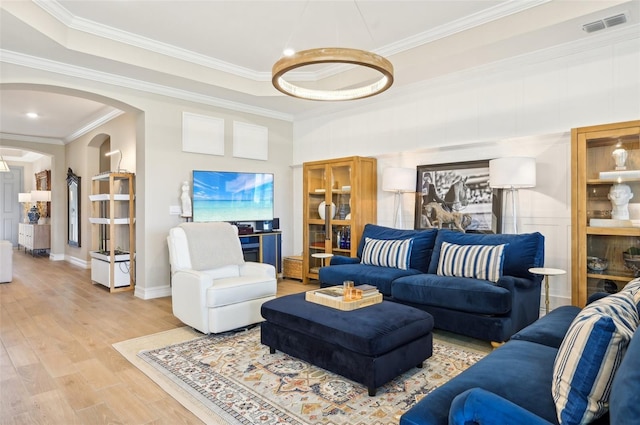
[
  {"x1": 584, "y1": 129, "x2": 640, "y2": 299},
  {"x1": 305, "y1": 164, "x2": 329, "y2": 276},
  {"x1": 572, "y1": 121, "x2": 640, "y2": 306},
  {"x1": 329, "y1": 162, "x2": 352, "y2": 258}
]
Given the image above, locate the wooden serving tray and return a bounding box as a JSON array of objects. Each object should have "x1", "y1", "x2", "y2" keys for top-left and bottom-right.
[{"x1": 305, "y1": 287, "x2": 383, "y2": 311}]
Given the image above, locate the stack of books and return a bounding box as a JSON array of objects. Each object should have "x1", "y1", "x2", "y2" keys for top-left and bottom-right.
[{"x1": 306, "y1": 284, "x2": 383, "y2": 311}]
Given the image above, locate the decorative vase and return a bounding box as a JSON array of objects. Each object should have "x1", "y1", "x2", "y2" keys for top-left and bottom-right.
[{"x1": 27, "y1": 205, "x2": 40, "y2": 224}]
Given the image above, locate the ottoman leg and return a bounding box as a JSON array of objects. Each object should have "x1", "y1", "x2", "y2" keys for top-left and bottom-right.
[
  {"x1": 417, "y1": 362, "x2": 424, "y2": 368},
  {"x1": 368, "y1": 387, "x2": 376, "y2": 397},
  {"x1": 270, "y1": 347, "x2": 276, "y2": 354}
]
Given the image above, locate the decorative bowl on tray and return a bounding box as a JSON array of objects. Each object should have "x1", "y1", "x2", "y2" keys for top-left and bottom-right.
[
  {"x1": 587, "y1": 256, "x2": 608, "y2": 272},
  {"x1": 623, "y1": 248, "x2": 640, "y2": 277}
]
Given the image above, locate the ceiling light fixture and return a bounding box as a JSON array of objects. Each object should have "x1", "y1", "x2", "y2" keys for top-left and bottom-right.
[
  {"x1": 26, "y1": 112, "x2": 39, "y2": 119},
  {"x1": 272, "y1": 47, "x2": 394, "y2": 101}
]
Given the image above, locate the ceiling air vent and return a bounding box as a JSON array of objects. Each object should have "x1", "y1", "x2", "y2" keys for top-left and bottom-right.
[
  {"x1": 583, "y1": 12, "x2": 628, "y2": 33},
  {"x1": 603, "y1": 13, "x2": 627, "y2": 28},
  {"x1": 583, "y1": 20, "x2": 605, "y2": 33}
]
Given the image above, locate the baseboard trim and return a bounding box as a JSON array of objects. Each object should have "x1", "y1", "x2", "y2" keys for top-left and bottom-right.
[
  {"x1": 135, "y1": 284, "x2": 171, "y2": 300},
  {"x1": 66, "y1": 255, "x2": 90, "y2": 269},
  {"x1": 49, "y1": 253, "x2": 65, "y2": 261}
]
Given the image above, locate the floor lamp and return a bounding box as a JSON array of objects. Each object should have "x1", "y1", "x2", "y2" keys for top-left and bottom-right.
[
  {"x1": 489, "y1": 157, "x2": 536, "y2": 234},
  {"x1": 382, "y1": 167, "x2": 416, "y2": 228}
]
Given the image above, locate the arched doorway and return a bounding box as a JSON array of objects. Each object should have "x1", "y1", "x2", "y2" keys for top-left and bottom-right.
[{"x1": 0, "y1": 83, "x2": 141, "y2": 262}]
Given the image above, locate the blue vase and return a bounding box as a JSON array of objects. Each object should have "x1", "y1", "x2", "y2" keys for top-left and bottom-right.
[{"x1": 28, "y1": 206, "x2": 40, "y2": 224}]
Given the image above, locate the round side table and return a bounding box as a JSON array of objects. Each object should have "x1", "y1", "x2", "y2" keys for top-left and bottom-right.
[
  {"x1": 311, "y1": 253, "x2": 334, "y2": 268},
  {"x1": 529, "y1": 267, "x2": 566, "y2": 314}
]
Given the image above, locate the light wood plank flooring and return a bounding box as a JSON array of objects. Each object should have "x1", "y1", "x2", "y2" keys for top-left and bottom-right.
[
  {"x1": 0, "y1": 251, "x2": 316, "y2": 425},
  {"x1": 1, "y1": 251, "x2": 490, "y2": 424}
]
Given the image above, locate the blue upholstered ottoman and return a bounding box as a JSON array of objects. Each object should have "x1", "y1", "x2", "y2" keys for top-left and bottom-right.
[{"x1": 260, "y1": 292, "x2": 434, "y2": 396}]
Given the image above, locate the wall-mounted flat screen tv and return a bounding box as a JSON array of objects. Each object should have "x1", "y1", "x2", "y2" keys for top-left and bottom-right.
[{"x1": 192, "y1": 170, "x2": 274, "y2": 222}]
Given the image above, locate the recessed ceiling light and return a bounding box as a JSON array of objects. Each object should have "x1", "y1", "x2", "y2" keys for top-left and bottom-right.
[
  {"x1": 26, "y1": 112, "x2": 39, "y2": 119},
  {"x1": 282, "y1": 48, "x2": 295, "y2": 57}
]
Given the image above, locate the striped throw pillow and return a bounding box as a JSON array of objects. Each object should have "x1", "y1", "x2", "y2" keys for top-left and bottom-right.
[
  {"x1": 436, "y1": 241, "x2": 506, "y2": 283},
  {"x1": 552, "y1": 290, "x2": 640, "y2": 425},
  {"x1": 361, "y1": 237, "x2": 413, "y2": 270}
]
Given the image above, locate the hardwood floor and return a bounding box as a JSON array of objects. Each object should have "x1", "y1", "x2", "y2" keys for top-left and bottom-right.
[{"x1": 0, "y1": 251, "x2": 316, "y2": 425}]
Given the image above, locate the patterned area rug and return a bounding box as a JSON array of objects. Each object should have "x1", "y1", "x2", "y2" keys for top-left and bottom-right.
[{"x1": 114, "y1": 325, "x2": 486, "y2": 425}]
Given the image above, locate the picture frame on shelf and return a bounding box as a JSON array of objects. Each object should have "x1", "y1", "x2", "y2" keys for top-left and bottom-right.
[{"x1": 414, "y1": 160, "x2": 502, "y2": 233}]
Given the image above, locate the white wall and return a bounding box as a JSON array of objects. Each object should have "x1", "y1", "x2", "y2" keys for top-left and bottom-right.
[{"x1": 292, "y1": 31, "x2": 640, "y2": 308}]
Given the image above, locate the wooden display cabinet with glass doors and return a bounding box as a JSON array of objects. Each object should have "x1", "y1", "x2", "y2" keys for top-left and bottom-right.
[
  {"x1": 302, "y1": 156, "x2": 377, "y2": 284},
  {"x1": 571, "y1": 120, "x2": 640, "y2": 306}
]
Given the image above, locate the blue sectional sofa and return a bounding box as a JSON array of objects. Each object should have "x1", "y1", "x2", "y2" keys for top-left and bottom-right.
[
  {"x1": 400, "y1": 284, "x2": 640, "y2": 425},
  {"x1": 319, "y1": 224, "x2": 545, "y2": 342}
]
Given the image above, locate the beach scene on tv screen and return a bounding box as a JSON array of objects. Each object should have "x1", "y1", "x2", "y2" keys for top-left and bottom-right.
[{"x1": 193, "y1": 171, "x2": 274, "y2": 222}]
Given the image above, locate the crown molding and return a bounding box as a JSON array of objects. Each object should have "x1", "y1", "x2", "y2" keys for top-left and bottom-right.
[
  {"x1": 1, "y1": 50, "x2": 294, "y2": 122},
  {"x1": 64, "y1": 108, "x2": 124, "y2": 143},
  {"x1": 0, "y1": 132, "x2": 65, "y2": 145},
  {"x1": 379, "y1": 0, "x2": 551, "y2": 58},
  {"x1": 33, "y1": 0, "x2": 550, "y2": 83},
  {"x1": 295, "y1": 22, "x2": 640, "y2": 121},
  {"x1": 291, "y1": 0, "x2": 553, "y2": 81},
  {"x1": 34, "y1": 0, "x2": 269, "y2": 81}
]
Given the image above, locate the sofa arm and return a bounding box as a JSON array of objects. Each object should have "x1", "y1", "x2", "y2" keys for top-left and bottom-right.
[
  {"x1": 496, "y1": 275, "x2": 542, "y2": 341},
  {"x1": 240, "y1": 261, "x2": 276, "y2": 279},
  {"x1": 171, "y1": 269, "x2": 213, "y2": 333},
  {"x1": 496, "y1": 275, "x2": 539, "y2": 291},
  {"x1": 449, "y1": 388, "x2": 553, "y2": 425},
  {"x1": 330, "y1": 256, "x2": 360, "y2": 266}
]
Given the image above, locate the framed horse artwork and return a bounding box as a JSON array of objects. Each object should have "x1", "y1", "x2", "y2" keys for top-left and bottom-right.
[{"x1": 414, "y1": 160, "x2": 503, "y2": 233}]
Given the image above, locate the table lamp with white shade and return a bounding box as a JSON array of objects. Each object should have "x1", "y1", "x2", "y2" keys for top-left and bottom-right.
[
  {"x1": 382, "y1": 167, "x2": 416, "y2": 228},
  {"x1": 30, "y1": 190, "x2": 52, "y2": 224},
  {"x1": 489, "y1": 157, "x2": 536, "y2": 234}
]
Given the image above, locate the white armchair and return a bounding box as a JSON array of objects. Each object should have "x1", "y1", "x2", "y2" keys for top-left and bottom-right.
[{"x1": 167, "y1": 222, "x2": 277, "y2": 334}]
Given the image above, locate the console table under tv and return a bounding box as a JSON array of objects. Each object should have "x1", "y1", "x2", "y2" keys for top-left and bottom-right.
[{"x1": 239, "y1": 231, "x2": 282, "y2": 274}]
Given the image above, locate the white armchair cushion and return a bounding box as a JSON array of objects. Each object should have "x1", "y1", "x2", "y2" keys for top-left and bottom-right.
[
  {"x1": 206, "y1": 275, "x2": 277, "y2": 307},
  {"x1": 202, "y1": 265, "x2": 240, "y2": 280}
]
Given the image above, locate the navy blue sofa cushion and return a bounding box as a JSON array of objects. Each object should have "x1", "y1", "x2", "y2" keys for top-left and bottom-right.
[
  {"x1": 610, "y1": 328, "x2": 640, "y2": 425},
  {"x1": 319, "y1": 263, "x2": 421, "y2": 296},
  {"x1": 400, "y1": 340, "x2": 560, "y2": 425},
  {"x1": 356, "y1": 224, "x2": 438, "y2": 273},
  {"x1": 511, "y1": 305, "x2": 582, "y2": 348},
  {"x1": 391, "y1": 274, "x2": 511, "y2": 315},
  {"x1": 260, "y1": 293, "x2": 433, "y2": 357},
  {"x1": 427, "y1": 229, "x2": 545, "y2": 279}
]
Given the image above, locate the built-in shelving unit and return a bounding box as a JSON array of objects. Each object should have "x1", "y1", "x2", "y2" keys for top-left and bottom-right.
[
  {"x1": 571, "y1": 120, "x2": 640, "y2": 306},
  {"x1": 90, "y1": 172, "x2": 135, "y2": 292}
]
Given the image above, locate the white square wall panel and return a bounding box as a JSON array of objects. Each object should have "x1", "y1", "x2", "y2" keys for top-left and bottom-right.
[
  {"x1": 182, "y1": 112, "x2": 225, "y2": 156},
  {"x1": 233, "y1": 121, "x2": 268, "y2": 161}
]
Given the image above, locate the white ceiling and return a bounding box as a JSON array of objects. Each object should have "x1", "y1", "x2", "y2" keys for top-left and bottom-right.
[{"x1": 1, "y1": 0, "x2": 637, "y2": 161}]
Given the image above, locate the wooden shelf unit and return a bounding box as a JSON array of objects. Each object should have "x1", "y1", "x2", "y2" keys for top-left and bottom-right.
[
  {"x1": 90, "y1": 172, "x2": 135, "y2": 292},
  {"x1": 571, "y1": 120, "x2": 640, "y2": 306},
  {"x1": 302, "y1": 156, "x2": 377, "y2": 284}
]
